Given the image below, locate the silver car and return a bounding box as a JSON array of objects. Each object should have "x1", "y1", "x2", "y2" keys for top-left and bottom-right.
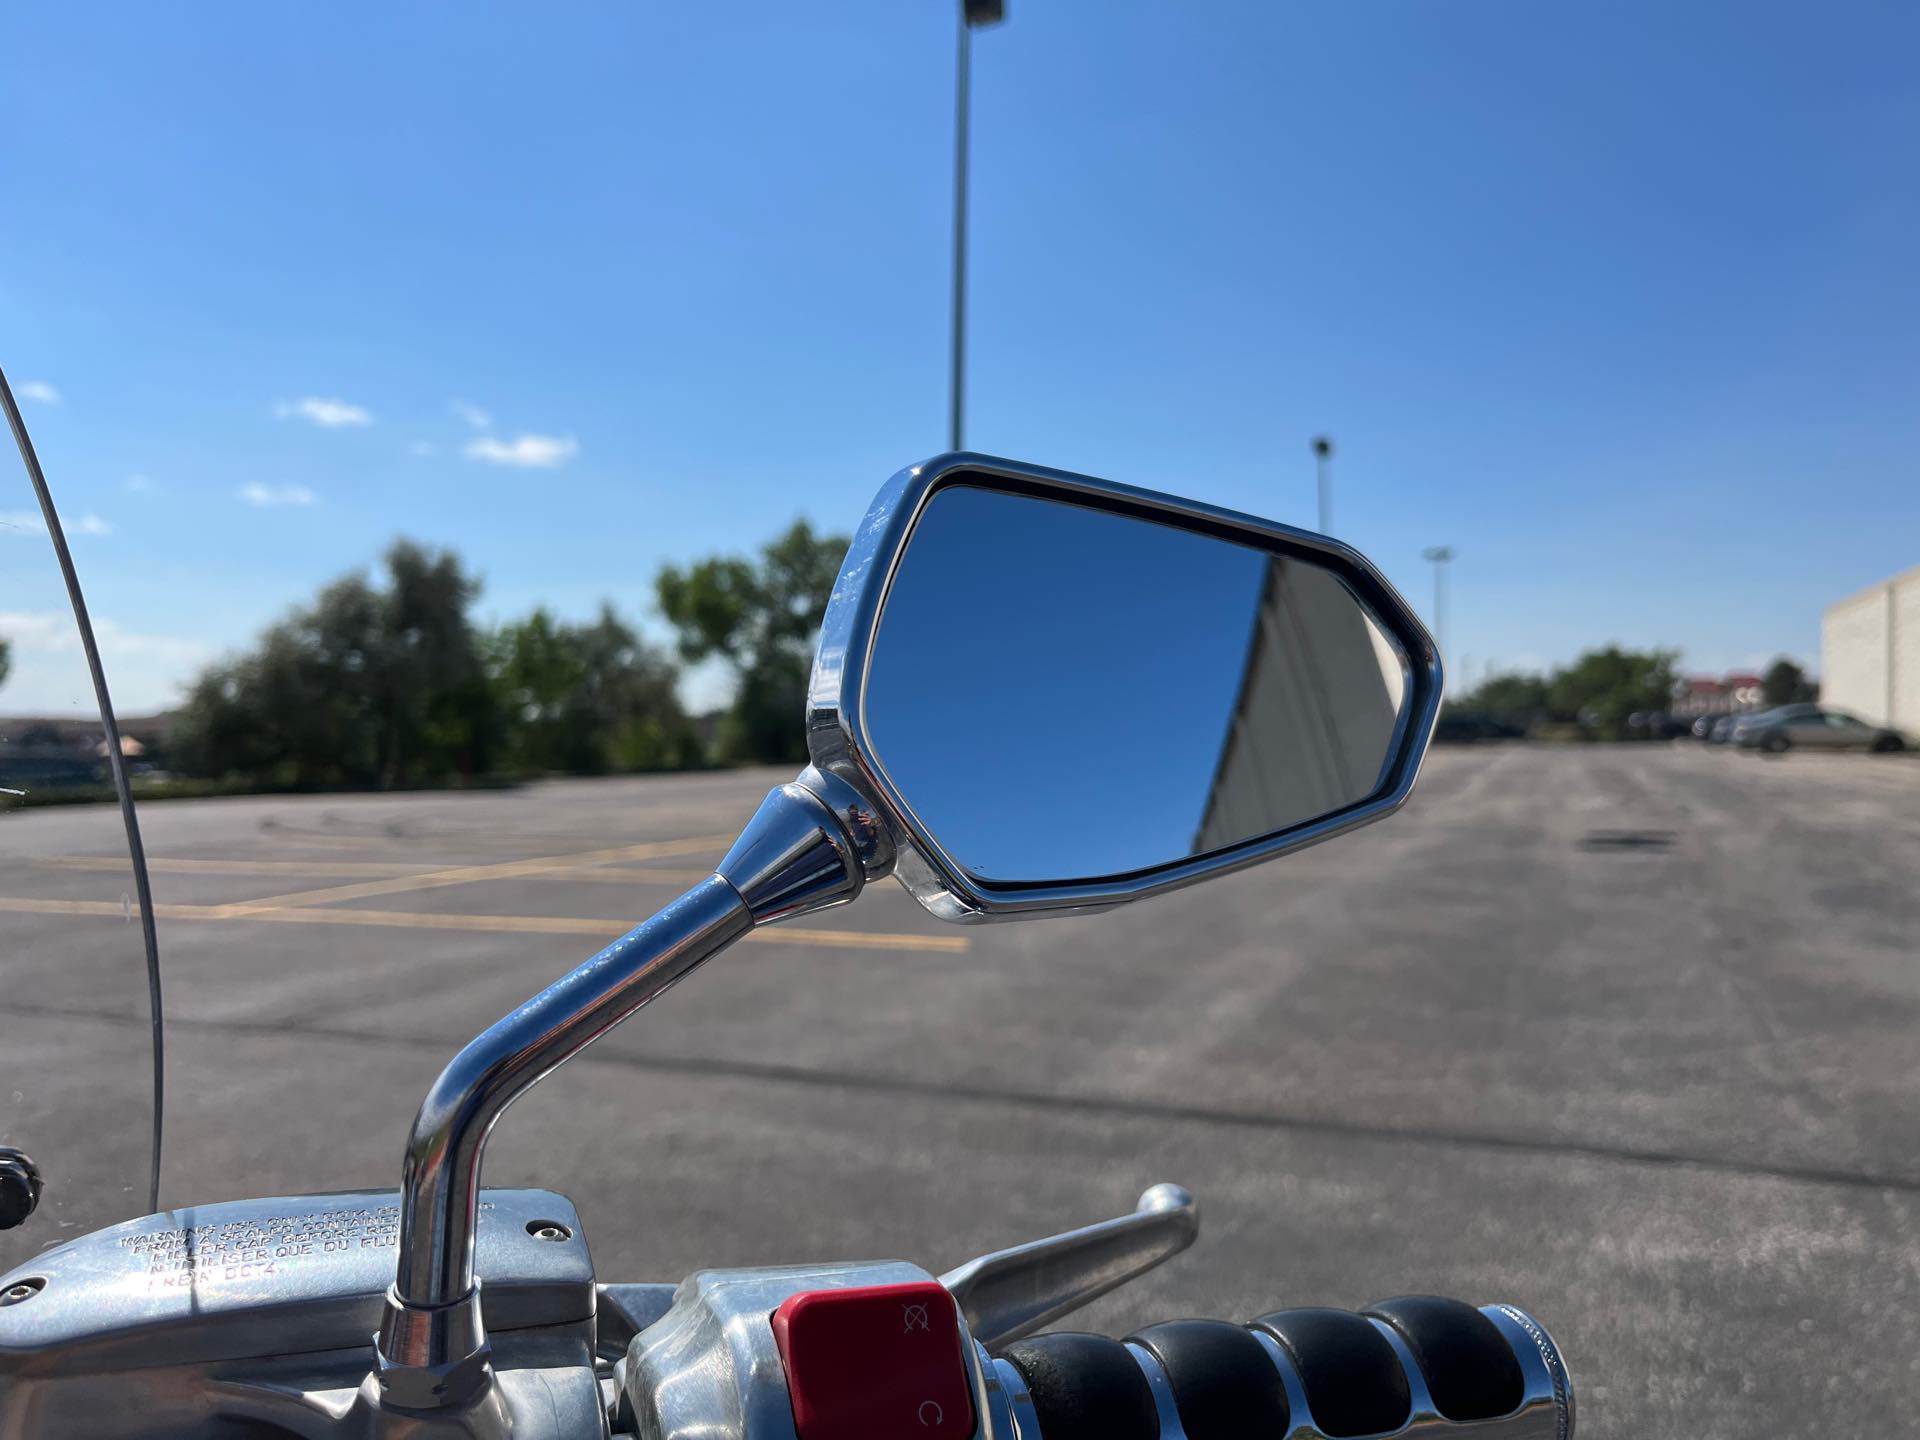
[{"x1": 1736, "y1": 703, "x2": 1907, "y2": 753}]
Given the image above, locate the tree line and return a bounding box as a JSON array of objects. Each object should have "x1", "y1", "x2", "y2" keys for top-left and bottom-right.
[
  {"x1": 1449, "y1": 648, "x2": 1817, "y2": 739},
  {"x1": 167, "y1": 522, "x2": 848, "y2": 789}
]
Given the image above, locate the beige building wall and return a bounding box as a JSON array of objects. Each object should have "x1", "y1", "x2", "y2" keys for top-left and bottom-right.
[
  {"x1": 1821, "y1": 564, "x2": 1920, "y2": 730},
  {"x1": 1194, "y1": 558, "x2": 1403, "y2": 854},
  {"x1": 1897, "y1": 574, "x2": 1920, "y2": 730}
]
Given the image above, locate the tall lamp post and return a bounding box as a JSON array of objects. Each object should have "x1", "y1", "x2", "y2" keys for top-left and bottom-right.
[
  {"x1": 1422, "y1": 545, "x2": 1456, "y2": 682},
  {"x1": 1311, "y1": 435, "x2": 1333, "y2": 533},
  {"x1": 949, "y1": 0, "x2": 1005, "y2": 452}
]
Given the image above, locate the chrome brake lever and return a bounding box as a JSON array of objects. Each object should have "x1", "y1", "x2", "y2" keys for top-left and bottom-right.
[{"x1": 939, "y1": 1183, "x2": 1199, "y2": 1351}]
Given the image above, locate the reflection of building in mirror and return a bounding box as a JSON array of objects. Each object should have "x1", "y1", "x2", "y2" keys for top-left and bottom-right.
[{"x1": 1195, "y1": 558, "x2": 1405, "y2": 854}]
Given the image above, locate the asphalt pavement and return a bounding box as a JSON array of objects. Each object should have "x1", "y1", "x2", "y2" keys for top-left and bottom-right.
[{"x1": 3, "y1": 742, "x2": 1918, "y2": 1436}]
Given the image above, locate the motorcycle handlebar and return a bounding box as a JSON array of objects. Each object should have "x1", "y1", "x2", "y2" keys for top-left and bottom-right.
[{"x1": 993, "y1": 1296, "x2": 1574, "y2": 1440}]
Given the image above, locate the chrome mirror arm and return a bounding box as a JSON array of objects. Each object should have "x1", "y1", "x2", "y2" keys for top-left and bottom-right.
[
  {"x1": 939, "y1": 1182, "x2": 1200, "y2": 1350},
  {"x1": 372, "y1": 771, "x2": 891, "y2": 1416}
]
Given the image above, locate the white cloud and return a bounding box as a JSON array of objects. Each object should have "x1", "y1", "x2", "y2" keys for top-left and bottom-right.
[
  {"x1": 0, "y1": 611, "x2": 65, "y2": 644},
  {"x1": 465, "y1": 433, "x2": 578, "y2": 469},
  {"x1": 127, "y1": 473, "x2": 153, "y2": 492},
  {"x1": 0, "y1": 610, "x2": 212, "y2": 714},
  {"x1": 450, "y1": 399, "x2": 492, "y2": 431},
  {"x1": 0, "y1": 509, "x2": 108, "y2": 538},
  {"x1": 17, "y1": 380, "x2": 59, "y2": 405},
  {"x1": 274, "y1": 396, "x2": 372, "y2": 428},
  {"x1": 238, "y1": 482, "x2": 317, "y2": 507}
]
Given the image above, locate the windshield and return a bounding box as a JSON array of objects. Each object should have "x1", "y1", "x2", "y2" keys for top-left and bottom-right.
[{"x1": 0, "y1": 372, "x2": 161, "y2": 1274}]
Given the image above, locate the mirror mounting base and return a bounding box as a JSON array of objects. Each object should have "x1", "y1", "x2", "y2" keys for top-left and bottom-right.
[{"x1": 716, "y1": 771, "x2": 891, "y2": 923}]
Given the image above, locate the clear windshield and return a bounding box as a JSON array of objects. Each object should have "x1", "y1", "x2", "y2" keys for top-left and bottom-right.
[{"x1": 0, "y1": 376, "x2": 160, "y2": 1273}]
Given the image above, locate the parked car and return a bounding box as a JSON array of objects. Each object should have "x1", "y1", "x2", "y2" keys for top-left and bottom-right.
[
  {"x1": 1728, "y1": 706, "x2": 1788, "y2": 746},
  {"x1": 1648, "y1": 712, "x2": 1694, "y2": 740},
  {"x1": 1691, "y1": 715, "x2": 1718, "y2": 740},
  {"x1": 1737, "y1": 705, "x2": 1907, "y2": 753},
  {"x1": 1708, "y1": 715, "x2": 1741, "y2": 744},
  {"x1": 1433, "y1": 710, "x2": 1526, "y2": 743}
]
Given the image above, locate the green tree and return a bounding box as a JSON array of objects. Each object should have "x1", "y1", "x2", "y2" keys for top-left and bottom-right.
[
  {"x1": 1547, "y1": 645, "x2": 1680, "y2": 739},
  {"x1": 655, "y1": 520, "x2": 848, "y2": 764},
  {"x1": 374, "y1": 541, "x2": 500, "y2": 786},
  {"x1": 1761, "y1": 657, "x2": 1818, "y2": 707},
  {"x1": 171, "y1": 541, "x2": 501, "y2": 787},
  {"x1": 1451, "y1": 671, "x2": 1551, "y2": 728},
  {"x1": 489, "y1": 604, "x2": 695, "y2": 774},
  {"x1": 0, "y1": 636, "x2": 10, "y2": 693}
]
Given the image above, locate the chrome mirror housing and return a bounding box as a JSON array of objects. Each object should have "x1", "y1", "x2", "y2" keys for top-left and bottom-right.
[{"x1": 806, "y1": 452, "x2": 1442, "y2": 922}]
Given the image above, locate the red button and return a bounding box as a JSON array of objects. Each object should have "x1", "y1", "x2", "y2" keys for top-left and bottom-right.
[{"x1": 772, "y1": 1281, "x2": 976, "y2": 1440}]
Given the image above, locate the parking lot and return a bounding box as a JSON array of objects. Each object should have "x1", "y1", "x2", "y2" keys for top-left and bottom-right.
[{"x1": 3, "y1": 742, "x2": 1918, "y2": 1436}]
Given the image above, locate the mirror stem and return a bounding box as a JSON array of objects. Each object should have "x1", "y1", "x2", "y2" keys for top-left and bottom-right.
[{"x1": 374, "y1": 773, "x2": 890, "y2": 1410}]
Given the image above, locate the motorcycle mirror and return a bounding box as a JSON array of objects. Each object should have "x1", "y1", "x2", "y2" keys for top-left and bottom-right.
[
  {"x1": 360, "y1": 453, "x2": 1442, "y2": 1409},
  {"x1": 807, "y1": 453, "x2": 1442, "y2": 922}
]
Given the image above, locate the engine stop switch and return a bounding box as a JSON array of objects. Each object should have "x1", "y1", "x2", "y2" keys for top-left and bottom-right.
[{"x1": 771, "y1": 1280, "x2": 977, "y2": 1440}]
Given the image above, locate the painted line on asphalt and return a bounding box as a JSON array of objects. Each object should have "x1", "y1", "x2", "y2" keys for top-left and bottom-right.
[
  {"x1": 45, "y1": 855, "x2": 436, "y2": 878},
  {"x1": 225, "y1": 834, "x2": 736, "y2": 910},
  {"x1": 42, "y1": 855, "x2": 721, "y2": 887},
  {"x1": 575, "y1": 865, "x2": 720, "y2": 885},
  {"x1": 0, "y1": 895, "x2": 968, "y2": 954}
]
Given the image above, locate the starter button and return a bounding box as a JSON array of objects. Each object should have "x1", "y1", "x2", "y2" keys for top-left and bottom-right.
[{"x1": 772, "y1": 1281, "x2": 976, "y2": 1440}]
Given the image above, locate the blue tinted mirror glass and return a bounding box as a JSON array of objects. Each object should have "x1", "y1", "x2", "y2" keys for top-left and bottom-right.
[{"x1": 863, "y1": 486, "x2": 1409, "y2": 885}]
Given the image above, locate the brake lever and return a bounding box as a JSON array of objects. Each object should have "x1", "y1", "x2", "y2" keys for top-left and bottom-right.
[{"x1": 939, "y1": 1182, "x2": 1199, "y2": 1350}]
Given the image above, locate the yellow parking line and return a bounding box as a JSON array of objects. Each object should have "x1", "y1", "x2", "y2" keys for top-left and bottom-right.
[
  {"x1": 41, "y1": 856, "x2": 719, "y2": 886},
  {"x1": 0, "y1": 895, "x2": 968, "y2": 954},
  {"x1": 545, "y1": 865, "x2": 720, "y2": 886},
  {"x1": 762, "y1": 926, "x2": 964, "y2": 953},
  {"x1": 0, "y1": 896, "x2": 244, "y2": 922},
  {"x1": 228, "y1": 834, "x2": 735, "y2": 910},
  {"x1": 45, "y1": 855, "x2": 436, "y2": 878}
]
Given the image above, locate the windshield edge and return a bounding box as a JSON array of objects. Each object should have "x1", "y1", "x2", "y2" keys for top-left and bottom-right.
[{"x1": 1, "y1": 362, "x2": 164, "y2": 1218}]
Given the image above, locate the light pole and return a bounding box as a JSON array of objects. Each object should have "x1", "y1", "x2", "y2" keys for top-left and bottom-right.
[
  {"x1": 1311, "y1": 435, "x2": 1333, "y2": 532},
  {"x1": 1422, "y1": 545, "x2": 1455, "y2": 677},
  {"x1": 949, "y1": 1, "x2": 1005, "y2": 452}
]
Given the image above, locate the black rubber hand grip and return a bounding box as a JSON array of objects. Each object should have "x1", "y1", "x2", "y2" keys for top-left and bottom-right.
[
  {"x1": 1004, "y1": 1332, "x2": 1159, "y2": 1440},
  {"x1": 1002, "y1": 1296, "x2": 1554, "y2": 1439},
  {"x1": 1251, "y1": 1306, "x2": 1411, "y2": 1438},
  {"x1": 1363, "y1": 1294, "x2": 1525, "y2": 1422},
  {"x1": 1129, "y1": 1318, "x2": 1292, "y2": 1440}
]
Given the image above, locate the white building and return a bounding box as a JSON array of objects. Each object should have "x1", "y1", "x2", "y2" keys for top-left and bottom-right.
[
  {"x1": 1194, "y1": 557, "x2": 1403, "y2": 855},
  {"x1": 1822, "y1": 564, "x2": 1920, "y2": 731}
]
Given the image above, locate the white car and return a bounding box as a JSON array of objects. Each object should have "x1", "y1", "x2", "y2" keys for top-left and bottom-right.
[{"x1": 1737, "y1": 703, "x2": 1906, "y2": 753}]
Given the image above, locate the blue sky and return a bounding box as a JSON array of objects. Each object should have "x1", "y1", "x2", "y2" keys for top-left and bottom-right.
[{"x1": 3, "y1": 1, "x2": 1916, "y2": 713}]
